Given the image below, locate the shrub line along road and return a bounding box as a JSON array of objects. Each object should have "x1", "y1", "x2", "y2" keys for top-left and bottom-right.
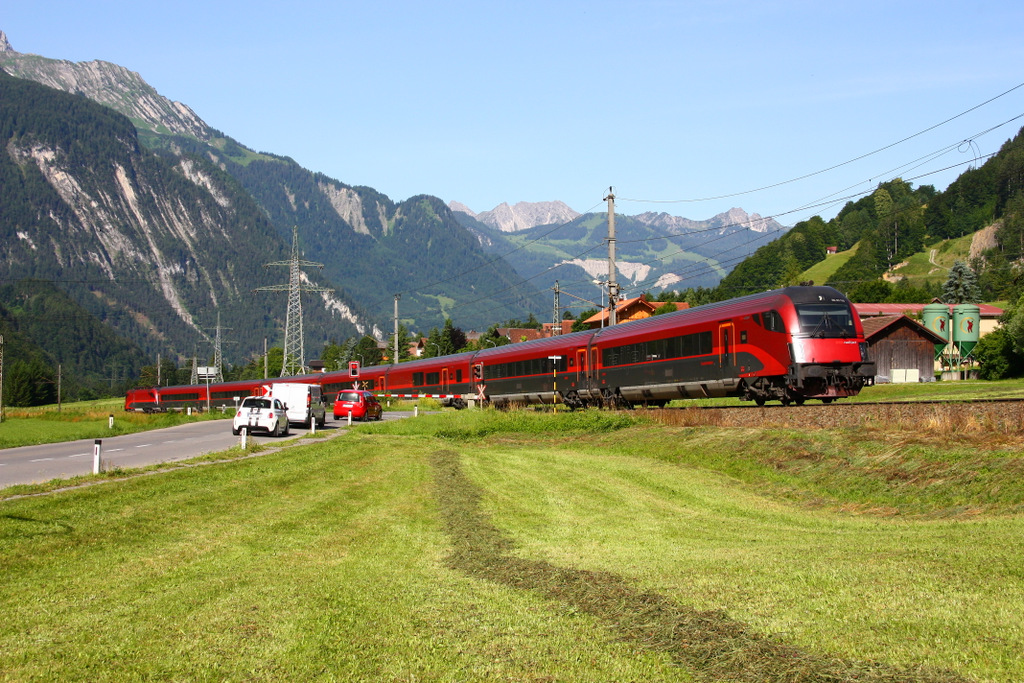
[{"x1": 0, "y1": 414, "x2": 405, "y2": 490}]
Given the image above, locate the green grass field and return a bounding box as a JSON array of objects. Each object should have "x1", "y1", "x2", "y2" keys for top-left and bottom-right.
[{"x1": 1, "y1": 409, "x2": 1020, "y2": 681}]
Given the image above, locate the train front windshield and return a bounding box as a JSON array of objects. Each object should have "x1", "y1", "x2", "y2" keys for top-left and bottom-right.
[{"x1": 795, "y1": 303, "x2": 857, "y2": 338}]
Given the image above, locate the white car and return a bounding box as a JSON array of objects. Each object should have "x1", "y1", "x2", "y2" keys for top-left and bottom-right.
[{"x1": 232, "y1": 396, "x2": 290, "y2": 436}]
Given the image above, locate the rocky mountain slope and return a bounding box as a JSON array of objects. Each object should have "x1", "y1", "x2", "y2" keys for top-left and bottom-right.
[
  {"x1": 0, "y1": 67, "x2": 370, "y2": 376},
  {"x1": 450, "y1": 201, "x2": 788, "y2": 309},
  {"x1": 0, "y1": 30, "x2": 545, "y2": 340},
  {"x1": 452, "y1": 200, "x2": 581, "y2": 233},
  {"x1": 0, "y1": 31, "x2": 212, "y2": 141}
]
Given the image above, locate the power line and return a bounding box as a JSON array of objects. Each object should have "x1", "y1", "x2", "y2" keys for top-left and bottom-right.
[{"x1": 617, "y1": 81, "x2": 1024, "y2": 205}]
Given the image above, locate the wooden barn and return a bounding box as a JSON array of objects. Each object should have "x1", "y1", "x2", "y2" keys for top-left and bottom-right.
[{"x1": 860, "y1": 315, "x2": 947, "y2": 383}]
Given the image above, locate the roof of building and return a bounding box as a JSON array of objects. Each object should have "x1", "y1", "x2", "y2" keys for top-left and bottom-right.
[
  {"x1": 583, "y1": 296, "x2": 689, "y2": 326},
  {"x1": 854, "y1": 302, "x2": 1003, "y2": 317},
  {"x1": 498, "y1": 327, "x2": 545, "y2": 342},
  {"x1": 860, "y1": 314, "x2": 947, "y2": 344}
]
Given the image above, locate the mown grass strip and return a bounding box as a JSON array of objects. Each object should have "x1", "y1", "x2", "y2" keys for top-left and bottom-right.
[{"x1": 430, "y1": 447, "x2": 968, "y2": 682}]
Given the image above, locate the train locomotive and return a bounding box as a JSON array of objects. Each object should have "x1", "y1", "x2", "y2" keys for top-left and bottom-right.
[{"x1": 125, "y1": 286, "x2": 875, "y2": 413}]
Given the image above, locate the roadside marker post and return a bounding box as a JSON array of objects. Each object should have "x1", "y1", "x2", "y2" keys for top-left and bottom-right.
[
  {"x1": 108, "y1": 414, "x2": 114, "y2": 429},
  {"x1": 240, "y1": 427, "x2": 247, "y2": 449},
  {"x1": 92, "y1": 439, "x2": 102, "y2": 474}
]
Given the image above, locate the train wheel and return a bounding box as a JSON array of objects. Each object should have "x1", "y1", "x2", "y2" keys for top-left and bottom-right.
[
  {"x1": 600, "y1": 388, "x2": 621, "y2": 410},
  {"x1": 563, "y1": 391, "x2": 584, "y2": 411},
  {"x1": 754, "y1": 397, "x2": 766, "y2": 407},
  {"x1": 794, "y1": 397, "x2": 806, "y2": 406}
]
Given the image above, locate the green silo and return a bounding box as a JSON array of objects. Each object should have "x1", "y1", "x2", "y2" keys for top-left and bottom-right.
[
  {"x1": 922, "y1": 303, "x2": 950, "y2": 359},
  {"x1": 952, "y1": 304, "x2": 980, "y2": 358}
]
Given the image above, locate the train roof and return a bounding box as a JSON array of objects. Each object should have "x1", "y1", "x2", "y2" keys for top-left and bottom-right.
[{"x1": 590, "y1": 286, "x2": 848, "y2": 341}]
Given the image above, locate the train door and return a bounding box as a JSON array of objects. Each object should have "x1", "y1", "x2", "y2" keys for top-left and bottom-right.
[
  {"x1": 576, "y1": 348, "x2": 587, "y2": 383},
  {"x1": 441, "y1": 368, "x2": 450, "y2": 395},
  {"x1": 719, "y1": 322, "x2": 736, "y2": 372}
]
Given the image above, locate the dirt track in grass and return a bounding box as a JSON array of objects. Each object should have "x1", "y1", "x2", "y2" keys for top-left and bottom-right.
[{"x1": 430, "y1": 448, "x2": 969, "y2": 683}]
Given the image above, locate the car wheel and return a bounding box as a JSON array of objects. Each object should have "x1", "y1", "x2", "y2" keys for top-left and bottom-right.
[{"x1": 232, "y1": 427, "x2": 240, "y2": 436}]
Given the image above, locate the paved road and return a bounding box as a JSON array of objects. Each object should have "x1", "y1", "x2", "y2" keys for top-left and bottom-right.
[{"x1": 0, "y1": 414, "x2": 394, "y2": 490}]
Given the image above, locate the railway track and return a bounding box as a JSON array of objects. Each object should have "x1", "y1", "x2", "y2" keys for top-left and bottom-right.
[
  {"x1": 691, "y1": 396, "x2": 1024, "y2": 410},
  {"x1": 643, "y1": 397, "x2": 1024, "y2": 434}
]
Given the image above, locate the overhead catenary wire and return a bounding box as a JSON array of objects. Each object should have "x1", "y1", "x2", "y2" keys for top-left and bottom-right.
[
  {"x1": 448, "y1": 145, "x2": 1003, "y2": 318},
  {"x1": 432, "y1": 86, "x2": 1024, "y2": 320},
  {"x1": 616, "y1": 81, "x2": 1024, "y2": 206}
]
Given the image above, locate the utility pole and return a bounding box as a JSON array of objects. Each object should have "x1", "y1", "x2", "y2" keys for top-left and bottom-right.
[
  {"x1": 393, "y1": 294, "x2": 401, "y2": 363},
  {"x1": 552, "y1": 281, "x2": 561, "y2": 335},
  {"x1": 256, "y1": 226, "x2": 333, "y2": 376},
  {"x1": 202, "y1": 312, "x2": 234, "y2": 384},
  {"x1": 605, "y1": 187, "x2": 619, "y2": 325},
  {"x1": 0, "y1": 334, "x2": 5, "y2": 423}
]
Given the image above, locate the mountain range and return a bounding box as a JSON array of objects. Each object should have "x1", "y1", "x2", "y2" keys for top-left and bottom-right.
[
  {"x1": 450, "y1": 201, "x2": 786, "y2": 311},
  {"x1": 0, "y1": 28, "x2": 785, "y2": 391}
]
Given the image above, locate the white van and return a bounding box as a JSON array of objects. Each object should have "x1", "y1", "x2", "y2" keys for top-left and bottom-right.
[{"x1": 265, "y1": 382, "x2": 327, "y2": 428}]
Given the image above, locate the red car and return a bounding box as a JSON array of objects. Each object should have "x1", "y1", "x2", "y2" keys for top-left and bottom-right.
[{"x1": 333, "y1": 390, "x2": 383, "y2": 421}]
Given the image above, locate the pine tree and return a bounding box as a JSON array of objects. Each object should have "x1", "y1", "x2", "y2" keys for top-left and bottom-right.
[{"x1": 941, "y1": 260, "x2": 982, "y2": 304}]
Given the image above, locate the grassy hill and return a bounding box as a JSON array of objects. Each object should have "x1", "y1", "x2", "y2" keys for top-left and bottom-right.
[
  {"x1": 798, "y1": 243, "x2": 857, "y2": 285},
  {"x1": 883, "y1": 232, "x2": 977, "y2": 287},
  {"x1": 796, "y1": 229, "x2": 984, "y2": 294},
  {"x1": 2, "y1": 409, "x2": 1021, "y2": 681}
]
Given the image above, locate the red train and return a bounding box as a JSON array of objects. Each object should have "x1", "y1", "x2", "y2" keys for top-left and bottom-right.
[{"x1": 124, "y1": 286, "x2": 876, "y2": 413}]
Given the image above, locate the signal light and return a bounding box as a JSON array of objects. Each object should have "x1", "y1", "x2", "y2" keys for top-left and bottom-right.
[
  {"x1": 472, "y1": 363, "x2": 483, "y2": 382},
  {"x1": 349, "y1": 361, "x2": 360, "y2": 378}
]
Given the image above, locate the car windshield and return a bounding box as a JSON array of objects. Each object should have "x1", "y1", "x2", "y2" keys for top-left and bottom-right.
[
  {"x1": 795, "y1": 303, "x2": 857, "y2": 338},
  {"x1": 339, "y1": 391, "x2": 361, "y2": 402},
  {"x1": 242, "y1": 398, "x2": 271, "y2": 409}
]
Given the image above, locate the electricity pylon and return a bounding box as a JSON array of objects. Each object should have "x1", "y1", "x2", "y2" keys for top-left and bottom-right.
[
  {"x1": 256, "y1": 226, "x2": 333, "y2": 376},
  {"x1": 205, "y1": 312, "x2": 235, "y2": 383}
]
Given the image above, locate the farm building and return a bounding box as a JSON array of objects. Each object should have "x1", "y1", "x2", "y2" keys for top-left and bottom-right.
[{"x1": 860, "y1": 315, "x2": 947, "y2": 383}]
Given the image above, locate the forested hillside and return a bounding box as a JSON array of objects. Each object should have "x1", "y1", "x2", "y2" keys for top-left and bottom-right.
[
  {"x1": 0, "y1": 281, "x2": 149, "y2": 402},
  {"x1": 0, "y1": 68, "x2": 369, "y2": 401},
  {"x1": 713, "y1": 126, "x2": 1024, "y2": 304},
  {"x1": 139, "y1": 131, "x2": 546, "y2": 331},
  {"x1": 2, "y1": 36, "x2": 547, "y2": 341}
]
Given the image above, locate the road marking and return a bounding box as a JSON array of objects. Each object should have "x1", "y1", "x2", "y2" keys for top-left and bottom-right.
[
  {"x1": 136, "y1": 444, "x2": 152, "y2": 448},
  {"x1": 69, "y1": 453, "x2": 89, "y2": 458},
  {"x1": 107, "y1": 448, "x2": 124, "y2": 453},
  {"x1": 31, "y1": 458, "x2": 54, "y2": 462}
]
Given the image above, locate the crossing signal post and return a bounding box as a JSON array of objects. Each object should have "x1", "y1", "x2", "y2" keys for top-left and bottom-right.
[
  {"x1": 472, "y1": 363, "x2": 486, "y2": 406},
  {"x1": 548, "y1": 355, "x2": 562, "y2": 411}
]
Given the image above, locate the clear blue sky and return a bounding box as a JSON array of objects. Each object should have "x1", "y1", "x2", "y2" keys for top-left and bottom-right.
[{"x1": 5, "y1": 1, "x2": 1024, "y2": 225}]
